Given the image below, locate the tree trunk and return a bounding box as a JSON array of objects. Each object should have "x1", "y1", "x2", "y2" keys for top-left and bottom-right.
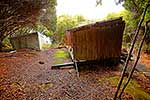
[
  {"x1": 0, "y1": 38, "x2": 4, "y2": 51},
  {"x1": 114, "y1": 3, "x2": 150, "y2": 100},
  {"x1": 0, "y1": 42, "x2": 3, "y2": 51}
]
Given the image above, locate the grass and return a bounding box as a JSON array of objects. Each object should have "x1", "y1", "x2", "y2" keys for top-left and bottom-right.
[
  {"x1": 102, "y1": 76, "x2": 150, "y2": 100},
  {"x1": 54, "y1": 50, "x2": 69, "y2": 58},
  {"x1": 53, "y1": 50, "x2": 69, "y2": 64},
  {"x1": 42, "y1": 44, "x2": 51, "y2": 49}
]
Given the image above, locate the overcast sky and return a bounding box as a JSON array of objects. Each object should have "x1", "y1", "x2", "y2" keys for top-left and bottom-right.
[{"x1": 56, "y1": 0, "x2": 124, "y2": 20}]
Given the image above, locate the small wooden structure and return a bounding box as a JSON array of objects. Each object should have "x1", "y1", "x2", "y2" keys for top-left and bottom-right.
[
  {"x1": 10, "y1": 32, "x2": 52, "y2": 50},
  {"x1": 65, "y1": 17, "x2": 125, "y2": 62}
]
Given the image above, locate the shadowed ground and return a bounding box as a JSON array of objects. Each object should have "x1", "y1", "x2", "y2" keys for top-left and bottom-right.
[{"x1": 0, "y1": 48, "x2": 150, "y2": 100}]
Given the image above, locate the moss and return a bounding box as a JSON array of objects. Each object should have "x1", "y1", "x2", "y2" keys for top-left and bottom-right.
[
  {"x1": 54, "y1": 50, "x2": 69, "y2": 58},
  {"x1": 53, "y1": 50, "x2": 69, "y2": 64},
  {"x1": 39, "y1": 82, "x2": 53, "y2": 90},
  {"x1": 53, "y1": 58, "x2": 64, "y2": 64},
  {"x1": 42, "y1": 44, "x2": 51, "y2": 49},
  {"x1": 102, "y1": 76, "x2": 150, "y2": 100}
]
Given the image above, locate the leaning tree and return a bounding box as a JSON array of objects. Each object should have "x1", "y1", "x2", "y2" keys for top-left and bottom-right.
[
  {"x1": 0, "y1": 0, "x2": 50, "y2": 50},
  {"x1": 97, "y1": 0, "x2": 150, "y2": 99}
]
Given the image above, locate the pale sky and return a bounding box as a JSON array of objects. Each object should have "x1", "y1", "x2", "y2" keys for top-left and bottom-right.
[{"x1": 56, "y1": 0, "x2": 124, "y2": 20}]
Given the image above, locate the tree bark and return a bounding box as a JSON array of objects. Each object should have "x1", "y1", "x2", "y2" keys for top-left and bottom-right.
[
  {"x1": 0, "y1": 38, "x2": 4, "y2": 51},
  {"x1": 113, "y1": 3, "x2": 150, "y2": 100},
  {"x1": 118, "y1": 20, "x2": 150, "y2": 99}
]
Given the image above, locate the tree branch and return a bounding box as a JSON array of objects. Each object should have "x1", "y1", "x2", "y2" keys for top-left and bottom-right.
[
  {"x1": 118, "y1": 19, "x2": 150, "y2": 99},
  {"x1": 113, "y1": 3, "x2": 150, "y2": 100}
]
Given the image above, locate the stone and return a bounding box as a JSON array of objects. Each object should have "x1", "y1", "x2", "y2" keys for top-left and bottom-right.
[{"x1": 136, "y1": 63, "x2": 148, "y2": 72}]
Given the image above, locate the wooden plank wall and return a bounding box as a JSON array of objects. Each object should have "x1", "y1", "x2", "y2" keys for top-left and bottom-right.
[{"x1": 66, "y1": 18, "x2": 125, "y2": 61}]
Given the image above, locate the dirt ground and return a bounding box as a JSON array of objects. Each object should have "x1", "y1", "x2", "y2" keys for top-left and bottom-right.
[
  {"x1": 0, "y1": 48, "x2": 150, "y2": 100},
  {"x1": 139, "y1": 53, "x2": 150, "y2": 68}
]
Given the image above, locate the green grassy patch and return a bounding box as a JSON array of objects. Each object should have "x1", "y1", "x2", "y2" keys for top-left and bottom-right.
[
  {"x1": 53, "y1": 50, "x2": 69, "y2": 64},
  {"x1": 102, "y1": 76, "x2": 150, "y2": 100},
  {"x1": 54, "y1": 50, "x2": 69, "y2": 58},
  {"x1": 42, "y1": 44, "x2": 51, "y2": 49}
]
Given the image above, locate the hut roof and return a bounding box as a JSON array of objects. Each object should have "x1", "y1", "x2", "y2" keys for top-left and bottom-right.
[
  {"x1": 66, "y1": 17, "x2": 125, "y2": 32},
  {"x1": 10, "y1": 32, "x2": 38, "y2": 39}
]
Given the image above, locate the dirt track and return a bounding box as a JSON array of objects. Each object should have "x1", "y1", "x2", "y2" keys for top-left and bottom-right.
[{"x1": 0, "y1": 48, "x2": 150, "y2": 100}]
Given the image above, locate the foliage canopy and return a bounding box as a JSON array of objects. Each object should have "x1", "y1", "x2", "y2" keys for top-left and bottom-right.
[
  {"x1": 0, "y1": 0, "x2": 56, "y2": 50},
  {"x1": 54, "y1": 15, "x2": 88, "y2": 43},
  {"x1": 103, "y1": 0, "x2": 150, "y2": 50}
]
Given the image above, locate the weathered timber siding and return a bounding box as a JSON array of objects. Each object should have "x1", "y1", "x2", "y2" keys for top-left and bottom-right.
[
  {"x1": 66, "y1": 17, "x2": 125, "y2": 61},
  {"x1": 10, "y1": 33, "x2": 40, "y2": 50},
  {"x1": 10, "y1": 32, "x2": 52, "y2": 50}
]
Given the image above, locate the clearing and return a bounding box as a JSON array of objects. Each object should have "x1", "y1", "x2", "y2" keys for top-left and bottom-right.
[{"x1": 0, "y1": 48, "x2": 150, "y2": 100}]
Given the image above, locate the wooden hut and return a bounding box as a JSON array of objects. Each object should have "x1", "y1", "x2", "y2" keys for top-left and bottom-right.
[
  {"x1": 65, "y1": 17, "x2": 125, "y2": 63},
  {"x1": 10, "y1": 32, "x2": 52, "y2": 50}
]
